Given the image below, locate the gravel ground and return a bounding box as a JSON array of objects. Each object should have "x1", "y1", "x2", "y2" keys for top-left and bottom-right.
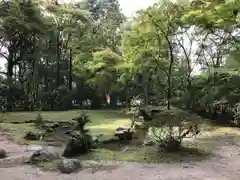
[{"x1": 0, "y1": 133, "x2": 240, "y2": 180}]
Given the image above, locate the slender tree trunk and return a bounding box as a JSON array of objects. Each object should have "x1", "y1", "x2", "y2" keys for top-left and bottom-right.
[
  {"x1": 14, "y1": 65, "x2": 17, "y2": 82},
  {"x1": 44, "y1": 56, "x2": 49, "y2": 92},
  {"x1": 144, "y1": 84, "x2": 148, "y2": 107},
  {"x1": 56, "y1": 31, "x2": 60, "y2": 88},
  {"x1": 68, "y1": 48, "x2": 72, "y2": 91},
  {"x1": 44, "y1": 67, "x2": 49, "y2": 92},
  {"x1": 6, "y1": 49, "x2": 14, "y2": 111},
  {"x1": 166, "y1": 38, "x2": 174, "y2": 110}
]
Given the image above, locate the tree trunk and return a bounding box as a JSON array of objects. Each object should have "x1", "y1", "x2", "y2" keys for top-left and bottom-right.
[
  {"x1": 166, "y1": 38, "x2": 174, "y2": 110},
  {"x1": 68, "y1": 48, "x2": 72, "y2": 91},
  {"x1": 56, "y1": 30, "x2": 60, "y2": 88},
  {"x1": 44, "y1": 56, "x2": 49, "y2": 92},
  {"x1": 6, "y1": 49, "x2": 14, "y2": 111},
  {"x1": 144, "y1": 85, "x2": 148, "y2": 107}
]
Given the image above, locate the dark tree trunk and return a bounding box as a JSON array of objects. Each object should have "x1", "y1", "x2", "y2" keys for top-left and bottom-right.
[
  {"x1": 68, "y1": 48, "x2": 72, "y2": 91},
  {"x1": 56, "y1": 31, "x2": 61, "y2": 88},
  {"x1": 44, "y1": 57, "x2": 49, "y2": 92},
  {"x1": 6, "y1": 49, "x2": 14, "y2": 111},
  {"x1": 167, "y1": 40, "x2": 174, "y2": 110}
]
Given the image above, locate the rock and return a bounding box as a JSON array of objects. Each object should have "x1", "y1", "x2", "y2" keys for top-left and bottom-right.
[
  {"x1": 121, "y1": 146, "x2": 130, "y2": 152},
  {"x1": 24, "y1": 119, "x2": 35, "y2": 123},
  {"x1": 116, "y1": 127, "x2": 130, "y2": 131},
  {"x1": 24, "y1": 131, "x2": 40, "y2": 140},
  {"x1": 29, "y1": 149, "x2": 59, "y2": 164},
  {"x1": 64, "y1": 130, "x2": 72, "y2": 135},
  {"x1": 62, "y1": 136, "x2": 92, "y2": 157},
  {"x1": 53, "y1": 122, "x2": 60, "y2": 128},
  {"x1": 0, "y1": 149, "x2": 7, "y2": 159},
  {"x1": 114, "y1": 127, "x2": 133, "y2": 140},
  {"x1": 62, "y1": 125, "x2": 70, "y2": 129},
  {"x1": 46, "y1": 128, "x2": 54, "y2": 133},
  {"x1": 143, "y1": 139, "x2": 155, "y2": 146},
  {"x1": 58, "y1": 158, "x2": 81, "y2": 174}
]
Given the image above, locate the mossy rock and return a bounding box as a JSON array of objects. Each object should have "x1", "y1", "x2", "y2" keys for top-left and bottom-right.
[{"x1": 0, "y1": 149, "x2": 7, "y2": 159}]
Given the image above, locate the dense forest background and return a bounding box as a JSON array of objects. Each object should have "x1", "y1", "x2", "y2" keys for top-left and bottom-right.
[{"x1": 0, "y1": 0, "x2": 240, "y2": 125}]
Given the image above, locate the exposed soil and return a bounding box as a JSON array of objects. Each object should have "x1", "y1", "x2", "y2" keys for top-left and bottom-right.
[{"x1": 0, "y1": 132, "x2": 240, "y2": 180}]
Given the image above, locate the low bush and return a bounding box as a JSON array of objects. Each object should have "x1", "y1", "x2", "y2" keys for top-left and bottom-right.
[{"x1": 145, "y1": 108, "x2": 201, "y2": 152}]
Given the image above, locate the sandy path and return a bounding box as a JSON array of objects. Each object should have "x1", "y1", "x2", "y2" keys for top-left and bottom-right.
[{"x1": 0, "y1": 132, "x2": 240, "y2": 180}]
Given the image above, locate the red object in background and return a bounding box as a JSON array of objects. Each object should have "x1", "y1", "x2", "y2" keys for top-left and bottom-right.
[{"x1": 106, "y1": 94, "x2": 110, "y2": 104}]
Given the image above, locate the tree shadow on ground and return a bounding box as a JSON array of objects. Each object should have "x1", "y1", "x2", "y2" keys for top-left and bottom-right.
[{"x1": 84, "y1": 136, "x2": 212, "y2": 163}]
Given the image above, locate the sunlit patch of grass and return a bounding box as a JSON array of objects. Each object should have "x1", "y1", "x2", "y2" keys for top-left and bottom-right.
[
  {"x1": 88, "y1": 119, "x2": 131, "y2": 139},
  {"x1": 211, "y1": 127, "x2": 240, "y2": 136},
  {"x1": 0, "y1": 110, "x2": 130, "y2": 124}
]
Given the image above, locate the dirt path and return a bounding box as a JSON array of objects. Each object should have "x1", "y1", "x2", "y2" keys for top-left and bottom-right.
[{"x1": 0, "y1": 133, "x2": 240, "y2": 180}]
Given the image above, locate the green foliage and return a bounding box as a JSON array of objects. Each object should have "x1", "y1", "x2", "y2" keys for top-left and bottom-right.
[
  {"x1": 181, "y1": 0, "x2": 240, "y2": 29},
  {"x1": 0, "y1": 0, "x2": 240, "y2": 130},
  {"x1": 87, "y1": 48, "x2": 122, "y2": 93},
  {"x1": 146, "y1": 108, "x2": 201, "y2": 152},
  {"x1": 53, "y1": 86, "x2": 73, "y2": 111},
  {"x1": 73, "y1": 112, "x2": 92, "y2": 134},
  {"x1": 35, "y1": 113, "x2": 44, "y2": 124}
]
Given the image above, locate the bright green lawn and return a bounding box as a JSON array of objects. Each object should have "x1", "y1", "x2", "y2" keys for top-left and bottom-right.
[{"x1": 1, "y1": 110, "x2": 129, "y2": 124}]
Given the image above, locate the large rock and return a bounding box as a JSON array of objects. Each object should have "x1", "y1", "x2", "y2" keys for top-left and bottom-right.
[
  {"x1": 0, "y1": 149, "x2": 7, "y2": 159},
  {"x1": 114, "y1": 127, "x2": 133, "y2": 140},
  {"x1": 29, "y1": 149, "x2": 59, "y2": 164},
  {"x1": 62, "y1": 136, "x2": 92, "y2": 157},
  {"x1": 24, "y1": 131, "x2": 41, "y2": 141},
  {"x1": 58, "y1": 158, "x2": 81, "y2": 174}
]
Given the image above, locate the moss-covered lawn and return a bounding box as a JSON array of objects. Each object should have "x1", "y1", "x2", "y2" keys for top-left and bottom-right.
[{"x1": 1, "y1": 109, "x2": 240, "y2": 165}]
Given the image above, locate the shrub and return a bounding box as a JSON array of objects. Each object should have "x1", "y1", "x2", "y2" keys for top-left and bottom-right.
[
  {"x1": 35, "y1": 113, "x2": 44, "y2": 125},
  {"x1": 62, "y1": 113, "x2": 93, "y2": 157},
  {"x1": 146, "y1": 108, "x2": 201, "y2": 152},
  {"x1": 39, "y1": 92, "x2": 54, "y2": 111},
  {"x1": 73, "y1": 113, "x2": 91, "y2": 134},
  {"x1": 233, "y1": 102, "x2": 240, "y2": 126},
  {"x1": 53, "y1": 86, "x2": 73, "y2": 111}
]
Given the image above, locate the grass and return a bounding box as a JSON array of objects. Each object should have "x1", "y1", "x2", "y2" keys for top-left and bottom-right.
[
  {"x1": 0, "y1": 110, "x2": 129, "y2": 124},
  {"x1": 0, "y1": 110, "x2": 131, "y2": 144},
  {"x1": 1, "y1": 109, "x2": 240, "y2": 166}
]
